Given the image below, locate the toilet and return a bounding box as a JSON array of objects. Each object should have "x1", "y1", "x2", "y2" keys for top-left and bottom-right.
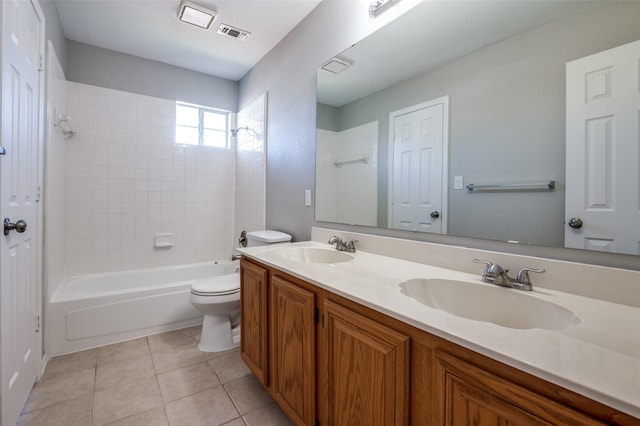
[{"x1": 190, "y1": 230, "x2": 292, "y2": 352}]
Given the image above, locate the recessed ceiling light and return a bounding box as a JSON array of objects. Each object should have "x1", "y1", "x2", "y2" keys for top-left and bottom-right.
[{"x1": 177, "y1": 0, "x2": 216, "y2": 29}]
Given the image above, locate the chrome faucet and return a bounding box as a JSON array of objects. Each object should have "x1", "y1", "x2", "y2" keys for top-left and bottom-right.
[
  {"x1": 328, "y1": 236, "x2": 358, "y2": 253},
  {"x1": 472, "y1": 258, "x2": 544, "y2": 291}
]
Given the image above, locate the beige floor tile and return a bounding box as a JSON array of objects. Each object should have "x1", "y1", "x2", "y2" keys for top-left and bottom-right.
[
  {"x1": 157, "y1": 362, "x2": 220, "y2": 403},
  {"x1": 147, "y1": 328, "x2": 196, "y2": 353},
  {"x1": 188, "y1": 325, "x2": 202, "y2": 341},
  {"x1": 17, "y1": 395, "x2": 91, "y2": 426},
  {"x1": 91, "y1": 375, "x2": 163, "y2": 425},
  {"x1": 43, "y1": 349, "x2": 98, "y2": 380},
  {"x1": 151, "y1": 342, "x2": 206, "y2": 374},
  {"x1": 225, "y1": 375, "x2": 273, "y2": 415},
  {"x1": 97, "y1": 338, "x2": 150, "y2": 366},
  {"x1": 20, "y1": 335, "x2": 263, "y2": 426},
  {"x1": 203, "y1": 346, "x2": 241, "y2": 361},
  {"x1": 22, "y1": 368, "x2": 95, "y2": 413},
  {"x1": 95, "y1": 354, "x2": 155, "y2": 391},
  {"x1": 165, "y1": 387, "x2": 240, "y2": 426},
  {"x1": 222, "y1": 418, "x2": 247, "y2": 426},
  {"x1": 103, "y1": 406, "x2": 168, "y2": 426},
  {"x1": 208, "y1": 351, "x2": 251, "y2": 383},
  {"x1": 242, "y1": 403, "x2": 292, "y2": 426}
]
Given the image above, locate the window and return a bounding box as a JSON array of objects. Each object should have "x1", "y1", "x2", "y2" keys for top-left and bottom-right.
[{"x1": 175, "y1": 102, "x2": 230, "y2": 148}]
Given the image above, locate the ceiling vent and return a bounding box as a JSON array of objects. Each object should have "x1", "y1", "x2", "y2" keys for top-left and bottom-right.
[
  {"x1": 217, "y1": 24, "x2": 251, "y2": 40},
  {"x1": 321, "y1": 57, "x2": 352, "y2": 74}
]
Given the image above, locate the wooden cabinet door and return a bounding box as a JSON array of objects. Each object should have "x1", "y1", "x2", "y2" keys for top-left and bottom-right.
[
  {"x1": 240, "y1": 259, "x2": 269, "y2": 386},
  {"x1": 271, "y1": 275, "x2": 316, "y2": 425},
  {"x1": 323, "y1": 300, "x2": 410, "y2": 426},
  {"x1": 434, "y1": 351, "x2": 606, "y2": 426}
]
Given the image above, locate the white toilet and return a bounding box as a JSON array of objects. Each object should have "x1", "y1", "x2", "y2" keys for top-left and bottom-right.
[{"x1": 190, "y1": 230, "x2": 292, "y2": 352}]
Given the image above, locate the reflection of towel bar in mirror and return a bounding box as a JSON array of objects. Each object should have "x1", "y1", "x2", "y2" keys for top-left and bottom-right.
[
  {"x1": 55, "y1": 114, "x2": 78, "y2": 138},
  {"x1": 334, "y1": 154, "x2": 369, "y2": 168},
  {"x1": 466, "y1": 180, "x2": 555, "y2": 192}
]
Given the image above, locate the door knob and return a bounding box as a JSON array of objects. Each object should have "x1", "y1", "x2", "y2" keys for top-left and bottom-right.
[
  {"x1": 568, "y1": 217, "x2": 583, "y2": 229},
  {"x1": 4, "y1": 218, "x2": 27, "y2": 236},
  {"x1": 430, "y1": 211, "x2": 440, "y2": 219}
]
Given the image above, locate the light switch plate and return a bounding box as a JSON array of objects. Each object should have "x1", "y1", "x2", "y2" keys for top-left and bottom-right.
[
  {"x1": 305, "y1": 189, "x2": 312, "y2": 206},
  {"x1": 454, "y1": 176, "x2": 464, "y2": 190}
]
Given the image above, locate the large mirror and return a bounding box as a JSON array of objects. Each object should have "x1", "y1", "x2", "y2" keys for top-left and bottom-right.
[{"x1": 316, "y1": 0, "x2": 640, "y2": 256}]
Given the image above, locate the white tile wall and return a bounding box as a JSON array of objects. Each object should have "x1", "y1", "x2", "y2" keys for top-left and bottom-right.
[
  {"x1": 316, "y1": 122, "x2": 378, "y2": 226},
  {"x1": 64, "y1": 83, "x2": 236, "y2": 275},
  {"x1": 316, "y1": 129, "x2": 339, "y2": 221},
  {"x1": 234, "y1": 93, "x2": 267, "y2": 243},
  {"x1": 44, "y1": 42, "x2": 68, "y2": 297}
]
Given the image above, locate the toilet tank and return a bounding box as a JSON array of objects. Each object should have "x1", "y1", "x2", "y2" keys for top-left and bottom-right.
[{"x1": 246, "y1": 230, "x2": 292, "y2": 247}]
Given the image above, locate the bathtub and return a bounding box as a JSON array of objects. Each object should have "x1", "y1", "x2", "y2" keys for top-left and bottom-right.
[{"x1": 48, "y1": 261, "x2": 239, "y2": 356}]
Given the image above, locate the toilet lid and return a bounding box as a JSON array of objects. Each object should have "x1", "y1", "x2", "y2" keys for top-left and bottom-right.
[{"x1": 191, "y1": 274, "x2": 240, "y2": 296}]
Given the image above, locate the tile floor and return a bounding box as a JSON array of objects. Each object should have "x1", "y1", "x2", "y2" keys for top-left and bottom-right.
[{"x1": 18, "y1": 326, "x2": 293, "y2": 426}]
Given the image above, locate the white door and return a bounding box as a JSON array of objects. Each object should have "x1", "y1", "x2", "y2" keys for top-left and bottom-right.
[
  {"x1": 1, "y1": 0, "x2": 43, "y2": 424},
  {"x1": 565, "y1": 40, "x2": 640, "y2": 255},
  {"x1": 389, "y1": 97, "x2": 448, "y2": 233}
]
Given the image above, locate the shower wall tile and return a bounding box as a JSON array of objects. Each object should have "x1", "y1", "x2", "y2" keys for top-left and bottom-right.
[
  {"x1": 44, "y1": 42, "x2": 68, "y2": 300},
  {"x1": 315, "y1": 122, "x2": 378, "y2": 227},
  {"x1": 234, "y1": 94, "x2": 267, "y2": 244},
  {"x1": 64, "y1": 83, "x2": 236, "y2": 275}
]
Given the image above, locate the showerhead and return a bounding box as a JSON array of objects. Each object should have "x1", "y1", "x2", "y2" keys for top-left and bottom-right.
[{"x1": 230, "y1": 126, "x2": 250, "y2": 138}]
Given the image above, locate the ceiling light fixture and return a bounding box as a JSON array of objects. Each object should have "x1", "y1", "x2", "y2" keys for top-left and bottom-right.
[
  {"x1": 369, "y1": 0, "x2": 402, "y2": 18},
  {"x1": 177, "y1": 0, "x2": 217, "y2": 29},
  {"x1": 321, "y1": 57, "x2": 352, "y2": 74}
]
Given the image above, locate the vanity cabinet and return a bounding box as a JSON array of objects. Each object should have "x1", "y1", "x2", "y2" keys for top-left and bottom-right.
[
  {"x1": 240, "y1": 257, "x2": 638, "y2": 426},
  {"x1": 321, "y1": 299, "x2": 410, "y2": 425},
  {"x1": 433, "y1": 351, "x2": 606, "y2": 425},
  {"x1": 239, "y1": 259, "x2": 269, "y2": 386},
  {"x1": 270, "y1": 274, "x2": 316, "y2": 425}
]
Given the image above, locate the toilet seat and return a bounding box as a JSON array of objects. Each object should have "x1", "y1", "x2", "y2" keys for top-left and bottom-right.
[{"x1": 191, "y1": 274, "x2": 240, "y2": 296}]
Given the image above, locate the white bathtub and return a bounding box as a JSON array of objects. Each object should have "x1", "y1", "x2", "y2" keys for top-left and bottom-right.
[{"x1": 48, "y1": 261, "x2": 239, "y2": 356}]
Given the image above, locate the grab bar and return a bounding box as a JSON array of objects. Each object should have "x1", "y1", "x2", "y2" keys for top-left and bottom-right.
[
  {"x1": 334, "y1": 154, "x2": 369, "y2": 168},
  {"x1": 466, "y1": 180, "x2": 555, "y2": 192}
]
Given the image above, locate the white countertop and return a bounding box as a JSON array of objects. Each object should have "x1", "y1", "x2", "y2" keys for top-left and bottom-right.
[{"x1": 239, "y1": 241, "x2": 640, "y2": 419}]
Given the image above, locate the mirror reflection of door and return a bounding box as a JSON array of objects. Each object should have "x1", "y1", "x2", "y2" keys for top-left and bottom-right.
[
  {"x1": 565, "y1": 40, "x2": 640, "y2": 255},
  {"x1": 389, "y1": 97, "x2": 449, "y2": 233}
]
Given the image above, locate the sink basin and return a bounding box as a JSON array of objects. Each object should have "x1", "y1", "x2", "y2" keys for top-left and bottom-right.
[
  {"x1": 277, "y1": 247, "x2": 354, "y2": 264},
  {"x1": 400, "y1": 278, "x2": 580, "y2": 330}
]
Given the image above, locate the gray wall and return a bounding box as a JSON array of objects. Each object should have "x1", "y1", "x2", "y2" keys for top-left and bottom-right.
[
  {"x1": 332, "y1": 1, "x2": 640, "y2": 247},
  {"x1": 40, "y1": 0, "x2": 67, "y2": 72},
  {"x1": 239, "y1": 0, "x2": 404, "y2": 241},
  {"x1": 66, "y1": 40, "x2": 238, "y2": 111},
  {"x1": 239, "y1": 1, "x2": 640, "y2": 269},
  {"x1": 316, "y1": 103, "x2": 339, "y2": 132}
]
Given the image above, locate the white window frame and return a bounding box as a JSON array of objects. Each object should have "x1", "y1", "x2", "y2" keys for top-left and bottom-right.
[{"x1": 175, "y1": 101, "x2": 230, "y2": 148}]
